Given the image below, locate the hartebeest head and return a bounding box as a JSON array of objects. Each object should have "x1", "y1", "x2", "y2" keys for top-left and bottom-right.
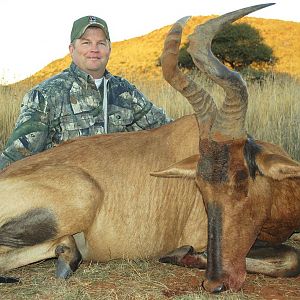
[
  {"x1": 153, "y1": 3, "x2": 300, "y2": 292},
  {"x1": 185, "y1": 4, "x2": 271, "y2": 292}
]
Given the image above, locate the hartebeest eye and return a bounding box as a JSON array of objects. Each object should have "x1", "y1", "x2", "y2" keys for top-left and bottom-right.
[
  {"x1": 235, "y1": 169, "x2": 249, "y2": 182},
  {"x1": 233, "y1": 169, "x2": 249, "y2": 197}
]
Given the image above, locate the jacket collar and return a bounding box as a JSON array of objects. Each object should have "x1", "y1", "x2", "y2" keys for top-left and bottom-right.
[{"x1": 70, "y1": 62, "x2": 114, "y2": 86}]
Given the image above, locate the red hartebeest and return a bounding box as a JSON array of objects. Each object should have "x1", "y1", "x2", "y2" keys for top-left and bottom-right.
[
  {"x1": 0, "y1": 3, "x2": 299, "y2": 293},
  {"x1": 153, "y1": 2, "x2": 300, "y2": 293}
]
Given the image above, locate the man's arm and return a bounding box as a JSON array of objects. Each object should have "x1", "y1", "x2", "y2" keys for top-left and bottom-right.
[
  {"x1": 0, "y1": 90, "x2": 49, "y2": 170},
  {"x1": 129, "y1": 87, "x2": 173, "y2": 130}
]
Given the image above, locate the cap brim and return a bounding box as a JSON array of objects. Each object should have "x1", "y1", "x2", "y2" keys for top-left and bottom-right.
[{"x1": 79, "y1": 23, "x2": 108, "y2": 39}]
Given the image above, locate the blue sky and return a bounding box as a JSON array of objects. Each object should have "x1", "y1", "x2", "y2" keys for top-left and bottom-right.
[{"x1": 0, "y1": 0, "x2": 299, "y2": 83}]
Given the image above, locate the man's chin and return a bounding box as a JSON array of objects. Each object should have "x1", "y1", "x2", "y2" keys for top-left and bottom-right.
[{"x1": 86, "y1": 64, "x2": 105, "y2": 71}]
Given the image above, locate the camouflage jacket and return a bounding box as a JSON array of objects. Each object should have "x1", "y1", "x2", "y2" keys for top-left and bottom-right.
[{"x1": 0, "y1": 63, "x2": 171, "y2": 170}]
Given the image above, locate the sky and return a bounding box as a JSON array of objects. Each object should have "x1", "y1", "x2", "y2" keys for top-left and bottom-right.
[{"x1": 0, "y1": 0, "x2": 299, "y2": 84}]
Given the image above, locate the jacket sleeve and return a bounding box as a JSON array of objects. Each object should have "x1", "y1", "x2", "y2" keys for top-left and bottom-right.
[
  {"x1": 129, "y1": 86, "x2": 173, "y2": 130},
  {"x1": 0, "y1": 89, "x2": 50, "y2": 170}
]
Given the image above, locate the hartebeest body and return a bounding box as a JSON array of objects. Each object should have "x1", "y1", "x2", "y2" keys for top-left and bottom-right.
[
  {"x1": 0, "y1": 116, "x2": 206, "y2": 266},
  {"x1": 0, "y1": 3, "x2": 300, "y2": 293}
]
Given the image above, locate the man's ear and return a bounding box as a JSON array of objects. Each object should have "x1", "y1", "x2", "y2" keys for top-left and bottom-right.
[
  {"x1": 69, "y1": 43, "x2": 75, "y2": 56},
  {"x1": 256, "y1": 151, "x2": 300, "y2": 180},
  {"x1": 150, "y1": 155, "x2": 199, "y2": 178}
]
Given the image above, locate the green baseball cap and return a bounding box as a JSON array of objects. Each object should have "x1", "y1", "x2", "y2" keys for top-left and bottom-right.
[{"x1": 71, "y1": 16, "x2": 110, "y2": 42}]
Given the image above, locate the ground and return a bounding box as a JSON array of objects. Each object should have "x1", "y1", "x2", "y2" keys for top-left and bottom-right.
[{"x1": 1, "y1": 238, "x2": 300, "y2": 299}]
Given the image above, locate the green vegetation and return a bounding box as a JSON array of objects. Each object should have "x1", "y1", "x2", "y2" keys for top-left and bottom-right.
[
  {"x1": 177, "y1": 23, "x2": 276, "y2": 75},
  {"x1": 212, "y1": 23, "x2": 276, "y2": 71}
]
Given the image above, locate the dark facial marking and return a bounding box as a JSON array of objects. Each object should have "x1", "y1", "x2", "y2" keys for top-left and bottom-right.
[
  {"x1": 243, "y1": 136, "x2": 262, "y2": 179},
  {"x1": 233, "y1": 168, "x2": 249, "y2": 197},
  {"x1": 235, "y1": 169, "x2": 248, "y2": 182},
  {"x1": 198, "y1": 140, "x2": 229, "y2": 183},
  {"x1": 0, "y1": 208, "x2": 58, "y2": 248},
  {"x1": 0, "y1": 276, "x2": 20, "y2": 283},
  {"x1": 206, "y1": 202, "x2": 223, "y2": 281}
]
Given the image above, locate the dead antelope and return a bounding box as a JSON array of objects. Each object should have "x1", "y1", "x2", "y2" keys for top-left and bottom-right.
[
  {"x1": 154, "y1": 2, "x2": 300, "y2": 293},
  {"x1": 0, "y1": 2, "x2": 299, "y2": 294}
]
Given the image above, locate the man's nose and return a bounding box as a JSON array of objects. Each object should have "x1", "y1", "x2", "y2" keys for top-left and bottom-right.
[{"x1": 90, "y1": 44, "x2": 100, "y2": 51}]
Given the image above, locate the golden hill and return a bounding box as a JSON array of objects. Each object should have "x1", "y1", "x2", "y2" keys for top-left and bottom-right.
[{"x1": 16, "y1": 16, "x2": 300, "y2": 87}]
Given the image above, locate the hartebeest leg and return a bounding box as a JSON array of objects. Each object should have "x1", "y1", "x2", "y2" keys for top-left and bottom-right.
[
  {"x1": 246, "y1": 244, "x2": 300, "y2": 277},
  {"x1": 0, "y1": 235, "x2": 81, "y2": 281},
  {"x1": 161, "y1": 243, "x2": 300, "y2": 278},
  {"x1": 55, "y1": 235, "x2": 82, "y2": 279},
  {"x1": 160, "y1": 245, "x2": 207, "y2": 269}
]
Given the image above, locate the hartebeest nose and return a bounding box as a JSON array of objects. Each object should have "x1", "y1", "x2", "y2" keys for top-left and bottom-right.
[
  {"x1": 202, "y1": 280, "x2": 226, "y2": 293},
  {"x1": 212, "y1": 283, "x2": 225, "y2": 293}
]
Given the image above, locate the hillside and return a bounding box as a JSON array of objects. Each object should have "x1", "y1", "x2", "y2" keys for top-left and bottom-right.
[{"x1": 14, "y1": 16, "x2": 300, "y2": 87}]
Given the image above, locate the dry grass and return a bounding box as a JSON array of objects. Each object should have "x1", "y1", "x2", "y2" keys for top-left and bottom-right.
[
  {"x1": 2, "y1": 74, "x2": 300, "y2": 299},
  {"x1": 1, "y1": 73, "x2": 300, "y2": 160},
  {"x1": 0, "y1": 84, "x2": 28, "y2": 150},
  {"x1": 2, "y1": 240, "x2": 300, "y2": 299},
  {"x1": 1, "y1": 17, "x2": 300, "y2": 298},
  {"x1": 135, "y1": 73, "x2": 300, "y2": 160},
  {"x1": 246, "y1": 74, "x2": 300, "y2": 159},
  {"x1": 1, "y1": 76, "x2": 300, "y2": 298}
]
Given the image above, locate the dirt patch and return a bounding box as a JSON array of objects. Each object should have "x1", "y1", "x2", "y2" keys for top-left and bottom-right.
[
  {"x1": 242, "y1": 274, "x2": 300, "y2": 300},
  {"x1": 160, "y1": 268, "x2": 300, "y2": 300}
]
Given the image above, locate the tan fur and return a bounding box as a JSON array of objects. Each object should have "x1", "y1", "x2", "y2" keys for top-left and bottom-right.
[
  {"x1": 2, "y1": 6, "x2": 299, "y2": 293},
  {"x1": 256, "y1": 150, "x2": 300, "y2": 180},
  {"x1": 0, "y1": 236, "x2": 77, "y2": 272},
  {"x1": 155, "y1": 139, "x2": 300, "y2": 292},
  {"x1": 155, "y1": 140, "x2": 300, "y2": 243},
  {"x1": 0, "y1": 115, "x2": 208, "y2": 268},
  {"x1": 152, "y1": 4, "x2": 300, "y2": 293},
  {"x1": 150, "y1": 155, "x2": 199, "y2": 178}
]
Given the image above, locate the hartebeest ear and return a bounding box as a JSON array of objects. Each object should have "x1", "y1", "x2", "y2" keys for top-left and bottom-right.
[
  {"x1": 150, "y1": 155, "x2": 199, "y2": 178},
  {"x1": 256, "y1": 152, "x2": 300, "y2": 180}
]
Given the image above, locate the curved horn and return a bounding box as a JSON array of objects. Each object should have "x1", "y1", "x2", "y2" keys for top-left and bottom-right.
[
  {"x1": 187, "y1": 3, "x2": 275, "y2": 141},
  {"x1": 161, "y1": 16, "x2": 217, "y2": 134}
]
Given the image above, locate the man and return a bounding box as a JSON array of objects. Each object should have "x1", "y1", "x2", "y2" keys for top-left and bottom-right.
[{"x1": 0, "y1": 16, "x2": 171, "y2": 170}]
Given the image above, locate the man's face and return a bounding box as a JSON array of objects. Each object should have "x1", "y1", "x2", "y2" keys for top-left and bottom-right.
[{"x1": 69, "y1": 27, "x2": 111, "y2": 79}]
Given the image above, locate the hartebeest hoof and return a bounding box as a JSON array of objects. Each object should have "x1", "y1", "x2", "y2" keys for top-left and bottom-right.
[
  {"x1": 160, "y1": 245, "x2": 195, "y2": 265},
  {"x1": 290, "y1": 232, "x2": 300, "y2": 242},
  {"x1": 55, "y1": 240, "x2": 82, "y2": 279},
  {"x1": 0, "y1": 276, "x2": 20, "y2": 283},
  {"x1": 160, "y1": 245, "x2": 207, "y2": 269}
]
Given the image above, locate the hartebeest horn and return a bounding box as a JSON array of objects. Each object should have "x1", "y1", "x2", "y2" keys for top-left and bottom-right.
[
  {"x1": 187, "y1": 3, "x2": 275, "y2": 141},
  {"x1": 161, "y1": 17, "x2": 217, "y2": 135}
]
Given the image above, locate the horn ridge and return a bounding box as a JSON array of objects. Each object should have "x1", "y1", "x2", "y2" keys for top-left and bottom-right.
[
  {"x1": 187, "y1": 3, "x2": 275, "y2": 140},
  {"x1": 161, "y1": 17, "x2": 217, "y2": 132}
]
